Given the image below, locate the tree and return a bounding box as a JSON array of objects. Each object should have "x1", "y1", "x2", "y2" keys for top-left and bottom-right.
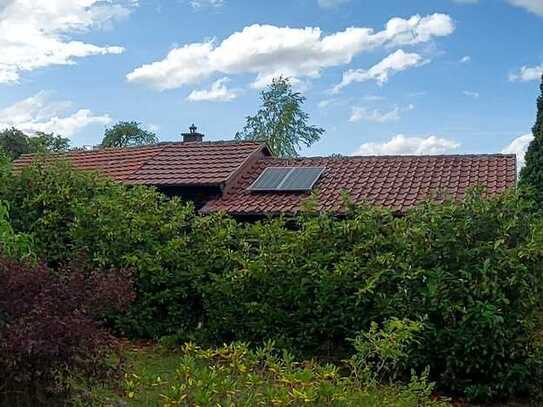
[
  {"x1": 29, "y1": 132, "x2": 70, "y2": 154},
  {"x1": 519, "y1": 73, "x2": 543, "y2": 201},
  {"x1": 236, "y1": 77, "x2": 325, "y2": 157},
  {"x1": 101, "y1": 121, "x2": 158, "y2": 148},
  {"x1": 0, "y1": 128, "x2": 32, "y2": 160}
]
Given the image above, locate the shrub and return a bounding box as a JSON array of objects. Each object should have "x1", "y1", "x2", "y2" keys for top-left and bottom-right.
[
  {"x1": 2, "y1": 161, "x2": 236, "y2": 339},
  {"x1": 349, "y1": 318, "x2": 424, "y2": 385},
  {"x1": 1, "y1": 160, "x2": 119, "y2": 265},
  {"x1": 0, "y1": 201, "x2": 34, "y2": 261},
  {"x1": 0, "y1": 256, "x2": 134, "y2": 406},
  {"x1": 118, "y1": 343, "x2": 448, "y2": 407},
  {"x1": 203, "y1": 190, "x2": 543, "y2": 400},
  {"x1": 70, "y1": 184, "x2": 200, "y2": 338}
]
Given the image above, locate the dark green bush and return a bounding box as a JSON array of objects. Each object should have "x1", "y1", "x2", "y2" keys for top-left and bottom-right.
[
  {"x1": 3, "y1": 160, "x2": 117, "y2": 265},
  {"x1": 203, "y1": 190, "x2": 543, "y2": 400},
  {"x1": 3, "y1": 161, "x2": 543, "y2": 400},
  {"x1": 70, "y1": 184, "x2": 200, "y2": 337}
]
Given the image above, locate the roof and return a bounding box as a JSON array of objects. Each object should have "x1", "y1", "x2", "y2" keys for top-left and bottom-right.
[
  {"x1": 202, "y1": 154, "x2": 517, "y2": 215},
  {"x1": 12, "y1": 141, "x2": 269, "y2": 187}
]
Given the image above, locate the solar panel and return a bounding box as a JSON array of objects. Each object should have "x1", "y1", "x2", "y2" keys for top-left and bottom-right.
[
  {"x1": 249, "y1": 167, "x2": 292, "y2": 191},
  {"x1": 248, "y1": 167, "x2": 324, "y2": 191},
  {"x1": 279, "y1": 167, "x2": 324, "y2": 191}
]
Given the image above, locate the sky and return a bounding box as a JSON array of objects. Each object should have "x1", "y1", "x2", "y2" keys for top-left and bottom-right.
[{"x1": 0, "y1": 0, "x2": 542, "y2": 167}]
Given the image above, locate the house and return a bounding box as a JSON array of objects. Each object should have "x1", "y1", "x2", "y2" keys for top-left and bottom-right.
[{"x1": 13, "y1": 126, "x2": 517, "y2": 218}]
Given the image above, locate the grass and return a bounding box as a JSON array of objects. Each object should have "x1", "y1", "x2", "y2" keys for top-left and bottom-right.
[{"x1": 72, "y1": 342, "x2": 451, "y2": 407}]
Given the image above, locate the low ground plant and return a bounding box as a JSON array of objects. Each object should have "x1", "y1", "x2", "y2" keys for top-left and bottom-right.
[{"x1": 73, "y1": 342, "x2": 450, "y2": 407}]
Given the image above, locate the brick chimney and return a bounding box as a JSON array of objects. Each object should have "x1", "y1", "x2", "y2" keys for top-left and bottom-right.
[{"x1": 182, "y1": 124, "x2": 204, "y2": 142}]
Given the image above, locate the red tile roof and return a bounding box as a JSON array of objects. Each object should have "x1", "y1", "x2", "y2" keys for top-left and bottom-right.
[
  {"x1": 202, "y1": 154, "x2": 517, "y2": 215},
  {"x1": 13, "y1": 141, "x2": 269, "y2": 186}
]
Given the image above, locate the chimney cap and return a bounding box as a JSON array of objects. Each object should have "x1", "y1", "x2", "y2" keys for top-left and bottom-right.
[{"x1": 182, "y1": 124, "x2": 204, "y2": 142}]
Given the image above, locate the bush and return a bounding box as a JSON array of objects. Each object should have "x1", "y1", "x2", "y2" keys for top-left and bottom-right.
[
  {"x1": 203, "y1": 190, "x2": 543, "y2": 400},
  {"x1": 115, "y1": 343, "x2": 447, "y2": 407},
  {"x1": 349, "y1": 318, "x2": 424, "y2": 385},
  {"x1": 0, "y1": 256, "x2": 134, "y2": 405},
  {"x1": 0, "y1": 201, "x2": 34, "y2": 261},
  {"x1": 2, "y1": 160, "x2": 119, "y2": 265},
  {"x1": 1, "y1": 160, "x2": 231, "y2": 338},
  {"x1": 70, "y1": 184, "x2": 201, "y2": 338}
]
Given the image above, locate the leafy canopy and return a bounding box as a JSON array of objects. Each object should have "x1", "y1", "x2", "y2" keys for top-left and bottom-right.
[
  {"x1": 0, "y1": 128, "x2": 71, "y2": 160},
  {"x1": 29, "y1": 131, "x2": 70, "y2": 154},
  {"x1": 236, "y1": 77, "x2": 324, "y2": 157},
  {"x1": 519, "y1": 73, "x2": 543, "y2": 200},
  {"x1": 101, "y1": 121, "x2": 158, "y2": 148},
  {"x1": 0, "y1": 127, "x2": 32, "y2": 160}
]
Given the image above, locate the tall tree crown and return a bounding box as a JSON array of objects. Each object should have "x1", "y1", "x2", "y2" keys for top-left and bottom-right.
[
  {"x1": 101, "y1": 121, "x2": 158, "y2": 148},
  {"x1": 236, "y1": 77, "x2": 325, "y2": 157},
  {"x1": 0, "y1": 128, "x2": 32, "y2": 160},
  {"x1": 519, "y1": 73, "x2": 543, "y2": 200}
]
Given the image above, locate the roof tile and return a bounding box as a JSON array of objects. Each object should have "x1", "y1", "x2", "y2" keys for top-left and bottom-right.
[
  {"x1": 201, "y1": 154, "x2": 517, "y2": 215},
  {"x1": 13, "y1": 141, "x2": 268, "y2": 186}
]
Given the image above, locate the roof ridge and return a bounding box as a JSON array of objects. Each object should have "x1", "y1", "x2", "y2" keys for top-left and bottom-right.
[
  {"x1": 16, "y1": 140, "x2": 267, "y2": 160},
  {"x1": 112, "y1": 139, "x2": 266, "y2": 150},
  {"x1": 258, "y1": 153, "x2": 516, "y2": 161}
]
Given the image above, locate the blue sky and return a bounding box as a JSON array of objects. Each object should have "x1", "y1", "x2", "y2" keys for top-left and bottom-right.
[{"x1": 0, "y1": 0, "x2": 542, "y2": 165}]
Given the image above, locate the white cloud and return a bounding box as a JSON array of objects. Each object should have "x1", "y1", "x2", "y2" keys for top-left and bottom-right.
[
  {"x1": 190, "y1": 0, "x2": 225, "y2": 10},
  {"x1": 350, "y1": 104, "x2": 414, "y2": 123},
  {"x1": 507, "y1": 0, "x2": 543, "y2": 16},
  {"x1": 318, "y1": 0, "x2": 350, "y2": 8},
  {"x1": 454, "y1": 0, "x2": 543, "y2": 13},
  {"x1": 318, "y1": 99, "x2": 336, "y2": 109},
  {"x1": 0, "y1": 92, "x2": 111, "y2": 137},
  {"x1": 187, "y1": 77, "x2": 238, "y2": 102},
  {"x1": 0, "y1": 0, "x2": 134, "y2": 84},
  {"x1": 333, "y1": 50, "x2": 427, "y2": 93},
  {"x1": 509, "y1": 64, "x2": 543, "y2": 82},
  {"x1": 462, "y1": 90, "x2": 480, "y2": 98},
  {"x1": 502, "y1": 133, "x2": 533, "y2": 169},
  {"x1": 460, "y1": 56, "x2": 471, "y2": 63},
  {"x1": 127, "y1": 13, "x2": 454, "y2": 90},
  {"x1": 353, "y1": 134, "x2": 460, "y2": 156}
]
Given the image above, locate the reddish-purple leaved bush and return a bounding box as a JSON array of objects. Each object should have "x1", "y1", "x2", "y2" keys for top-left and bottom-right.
[{"x1": 0, "y1": 256, "x2": 134, "y2": 405}]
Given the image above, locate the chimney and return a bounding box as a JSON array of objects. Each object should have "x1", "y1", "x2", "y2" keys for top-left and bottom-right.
[{"x1": 182, "y1": 124, "x2": 204, "y2": 142}]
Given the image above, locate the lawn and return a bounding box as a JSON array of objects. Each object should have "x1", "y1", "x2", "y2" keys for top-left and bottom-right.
[{"x1": 72, "y1": 342, "x2": 452, "y2": 407}]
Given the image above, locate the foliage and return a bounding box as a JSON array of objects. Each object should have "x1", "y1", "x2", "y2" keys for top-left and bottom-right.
[
  {"x1": 0, "y1": 127, "x2": 32, "y2": 160},
  {"x1": 202, "y1": 190, "x2": 543, "y2": 400},
  {"x1": 0, "y1": 128, "x2": 71, "y2": 160},
  {"x1": 70, "y1": 184, "x2": 200, "y2": 338},
  {"x1": 3, "y1": 161, "x2": 543, "y2": 400},
  {"x1": 101, "y1": 121, "x2": 158, "y2": 148},
  {"x1": 74, "y1": 343, "x2": 449, "y2": 406},
  {"x1": 520, "y1": 73, "x2": 543, "y2": 204},
  {"x1": 28, "y1": 131, "x2": 71, "y2": 153},
  {"x1": 0, "y1": 256, "x2": 134, "y2": 406},
  {"x1": 349, "y1": 319, "x2": 424, "y2": 385},
  {"x1": 0, "y1": 201, "x2": 34, "y2": 261},
  {"x1": 1, "y1": 160, "x2": 120, "y2": 265},
  {"x1": 236, "y1": 76, "x2": 325, "y2": 157}
]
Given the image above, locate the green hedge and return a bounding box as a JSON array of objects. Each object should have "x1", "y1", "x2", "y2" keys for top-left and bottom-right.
[{"x1": 2, "y1": 161, "x2": 543, "y2": 400}]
